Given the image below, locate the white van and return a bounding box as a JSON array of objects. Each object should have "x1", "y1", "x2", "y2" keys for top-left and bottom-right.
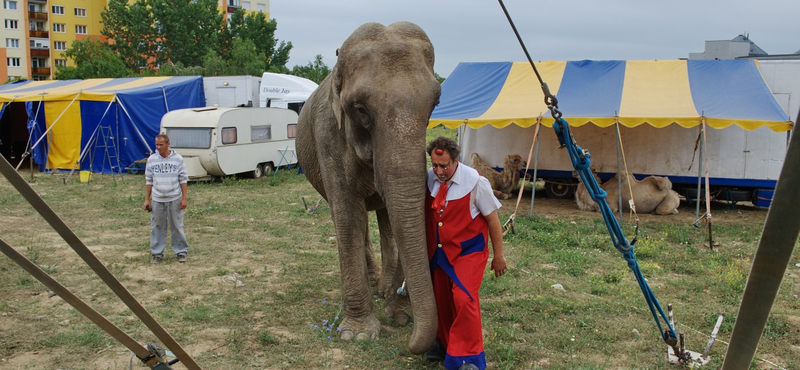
[
  {"x1": 160, "y1": 107, "x2": 299, "y2": 180},
  {"x1": 259, "y1": 72, "x2": 318, "y2": 114}
]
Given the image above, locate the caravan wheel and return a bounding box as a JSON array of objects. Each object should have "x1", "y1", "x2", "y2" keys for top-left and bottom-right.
[
  {"x1": 252, "y1": 164, "x2": 265, "y2": 179},
  {"x1": 263, "y1": 163, "x2": 275, "y2": 175}
]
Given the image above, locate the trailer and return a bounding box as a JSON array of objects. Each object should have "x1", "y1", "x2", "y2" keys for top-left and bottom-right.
[
  {"x1": 160, "y1": 107, "x2": 299, "y2": 181},
  {"x1": 259, "y1": 72, "x2": 318, "y2": 114},
  {"x1": 203, "y1": 76, "x2": 261, "y2": 107}
]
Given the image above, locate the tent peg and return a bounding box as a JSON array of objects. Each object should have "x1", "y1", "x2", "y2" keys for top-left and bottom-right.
[{"x1": 666, "y1": 304, "x2": 713, "y2": 366}]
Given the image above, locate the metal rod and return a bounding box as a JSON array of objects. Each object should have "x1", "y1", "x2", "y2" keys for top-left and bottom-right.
[
  {"x1": 702, "y1": 313, "x2": 724, "y2": 358},
  {"x1": 722, "y1": 107, "x2": 800, "y2": 369}
]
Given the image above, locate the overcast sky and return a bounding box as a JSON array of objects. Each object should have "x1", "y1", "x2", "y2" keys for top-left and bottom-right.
[{"x1": 270, "y1": 0, "x2": 800, "y2": 78}]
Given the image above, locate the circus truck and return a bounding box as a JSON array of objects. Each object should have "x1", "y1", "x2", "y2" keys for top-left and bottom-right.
[
  {"x1": 159, "y1": 107, "x2": 299, "y2": 181},
  {"x1": 259, "y1": 72, "x2": 319, "y2": 115}
]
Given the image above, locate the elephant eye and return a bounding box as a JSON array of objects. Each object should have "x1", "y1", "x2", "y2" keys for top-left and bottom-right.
[
  {"x1": 353, "y1": 103, "x2": 368, "y2": 115},
  {"x1": 351, "y1": 103, "x2": 372, "y2": 129}
]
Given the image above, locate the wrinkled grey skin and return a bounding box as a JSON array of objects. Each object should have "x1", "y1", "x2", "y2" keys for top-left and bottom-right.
[{"x1": 296, "y1": 22, "x2": 441, "y2": 355}]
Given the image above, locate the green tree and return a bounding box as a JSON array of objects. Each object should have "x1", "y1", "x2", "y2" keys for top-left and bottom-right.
[
  {"x1": 150, "y1": 0, "x2": 223, "y2": 68},
  {"x1": 54, "y1": 39, "x2": 130, "y2": 80},
  {"x1": 225, "y1": 39, "x2": 268, "y2": 76},
  {"x1": 101, "y1": 0, "x2": 156, "y2": 71},
  {"x1": 290, "y1": 54, "x2": 331, "y2": 84},
  {"x1": 225, "y1": 9, "x2": 292, "y2": 72}
]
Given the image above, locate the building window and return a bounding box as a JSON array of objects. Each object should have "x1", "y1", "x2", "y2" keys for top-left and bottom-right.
[
  {"x1": 75, "y1": 25, "x2": 87, "y2": 34},
  {"x1": 54, "y1": 41, "x2": 67, "y2": 51},
  {"x1": 3, "y1": 1, "x2": 17, "y2": 10},
  {"x1": 7, "y1": 58, "x2": 20, "y2": 67},
  {"x1": 287, "y1": 124, "x2": 297, "y2": 138},
  {"x1": 52, "y1": 5, "x2": 64, "y2": 15},
  {"x1": 74, "y1": 7, "x2": 86, "y2": 17},
  {"x1": 55, "y1": 59, "x2": 67, "y2": 67},
  {"x1": 5, "y1": 19, "x2": 18, "y2": 29},
  {"x1": 53, "y1": 23, "x2": 65, "y2": 33},
  {"x1": 30, "y1": 20, "x2": 45, "y2": 31},
  {"x1": 241, "y1": 1, "x2": 250, "y2": 10},
  {"x1": 228, "y1": 0, "x2": 240, "y2": 6},
  {"x1": 257, "y1": 3, "x2": 266, "y2": 12},
  {"x1": 221, "y1": 127, "x2": 237, "y2": 144},
  {"x1": 5, "y1": 38, "x2": 19, "y2": 48}
]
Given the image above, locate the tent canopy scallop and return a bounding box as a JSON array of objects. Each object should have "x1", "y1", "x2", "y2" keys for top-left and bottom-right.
[{"x1": 429, "y1": 60, "x2": 792, "y2": 132}]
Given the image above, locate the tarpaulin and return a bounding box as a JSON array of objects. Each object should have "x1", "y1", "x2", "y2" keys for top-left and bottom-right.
[
  {"x1": 430, "y1": 60, "x2": 792, "y2": 132},
  {"x1": 0, "y1": 76, "x2": 205, "y2": 172}
]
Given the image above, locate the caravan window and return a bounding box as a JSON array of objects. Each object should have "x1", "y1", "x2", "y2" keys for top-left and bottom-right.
[
  {"x1": 251, "y1": 125, "x2": 272, "y2": 142},
  {"x1": 166, "y1": 128, "x2": 212, "y2": 149},
  {"x1": 287, "y1": 124, "x2": 297, "y2": 138},
  {"x1": 221, "y1": 127, "x2": 237, "y2": 144}
]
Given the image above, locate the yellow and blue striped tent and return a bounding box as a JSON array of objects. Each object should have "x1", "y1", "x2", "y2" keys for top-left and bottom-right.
[
  {"x1": 430, "y1": 59, "x2": 792, "y2": 131},
  {"x1": 0, "y1": 76, "x2": 205, "y2": 172}
]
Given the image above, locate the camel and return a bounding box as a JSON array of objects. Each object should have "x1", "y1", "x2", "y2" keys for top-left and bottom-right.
[
  {"x1": 575, "y1": 170, "x2": 680, "y2": 215},
  {"x1": 470, "y1": 152, "x2": 526, "y2": 200}
]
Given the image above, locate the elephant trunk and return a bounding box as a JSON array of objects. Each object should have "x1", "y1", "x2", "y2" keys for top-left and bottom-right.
[{"x1": 378, "y1": 151, "x2": 437, "y2": 354}]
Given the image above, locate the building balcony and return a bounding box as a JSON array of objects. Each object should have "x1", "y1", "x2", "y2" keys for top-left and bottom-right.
[
  {"x1": 227, "y1": 6, "x2": 239, "y2": 13},
  {"x1": 29, "y1": 30, "x2": 49, "y2": 38},
  {"x1": 32, "y1": 67, "x2": 51, "y2": 75},
  {"x1": 29, "y1": 11, "x2": 48, "y2": 20},
  {"x1": 30, "y1": 48, "x2": 49, "y2": 57}
]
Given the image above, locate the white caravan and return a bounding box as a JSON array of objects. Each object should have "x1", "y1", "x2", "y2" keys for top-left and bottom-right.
[
  {"x1": 203, "y1": 76, "x2": 261, "y2": 107},
  {"x1": 160, "y1": 107, "x2": 299, "y2": 180},
  {"x1": 259, "y1": 72, "x2": 318, "y2": 114}
]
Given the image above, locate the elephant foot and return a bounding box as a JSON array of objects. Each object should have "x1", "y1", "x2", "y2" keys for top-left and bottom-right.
[
  {"x1": 384, "y1": 292, "x2": 411, "y2": 326},
  {"x1": 339, "y1": 315, "x2": 380, "y2": 341}
]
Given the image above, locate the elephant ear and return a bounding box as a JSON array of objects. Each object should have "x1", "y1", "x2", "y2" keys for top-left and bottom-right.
[{"x1": 329, "y1": 64, "x2": 346, "y2": 130}]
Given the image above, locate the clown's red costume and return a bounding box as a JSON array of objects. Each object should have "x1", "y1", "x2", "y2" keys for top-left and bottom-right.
[{"x1": 426, "y1": 162, "x2": 501, "y2": 370}]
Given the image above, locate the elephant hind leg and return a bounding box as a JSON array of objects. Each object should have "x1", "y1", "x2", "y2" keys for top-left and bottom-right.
[
  {"x1": 375, "y1": 208, "x2": 398, "y2": 298},
  {"x1": 364, "y1": 227, "x2": 381, "y2": 287}
]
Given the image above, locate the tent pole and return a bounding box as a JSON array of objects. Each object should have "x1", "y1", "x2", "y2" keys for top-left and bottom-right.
[
  {"x1": 116, "y1": 96, "x2": 153, "y2": 154},
  {"x1": 529, "y1": 118, "x2": 541, "y2": 218},
  {"x1": 66, "y1": 97, "x2": 116, "y2": 181},
  {"x1": 721, "y1": 107, "x2": 800, "y2": 369},
  {"x1": 29, "y1": 92, "x2": 81, "y2": 155},
  {"x1": 161, "y1": 86, "x2": 170, "y2": 112},
  {"x1": 615, "y1": 120, "x2": 623, "y2": 221},
  {"x1": 695, "y1": 125, "x2": 703, "y2": 224},
  {"x1": 701, "y1": 118, "x2": 713, "y2": 248}
]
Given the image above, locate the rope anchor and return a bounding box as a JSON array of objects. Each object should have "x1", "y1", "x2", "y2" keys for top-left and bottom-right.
[{"x1": 666, "y1": 304, "x2": 724, "y2": 366}]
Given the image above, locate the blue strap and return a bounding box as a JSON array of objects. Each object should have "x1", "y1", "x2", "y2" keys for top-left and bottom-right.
[{"x1": 553, "y1": 117, "x2": 678, "y2": 345}]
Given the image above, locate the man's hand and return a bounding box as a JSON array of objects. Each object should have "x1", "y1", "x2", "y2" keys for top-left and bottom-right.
[
  {"x1": 490, "y1": 255, "x2": 508, "y2": 278},
  {"x1": 143, "y1": 200, "x2": 151, "y2": 212},
  {"x1": 179, "y1": 198, "x2": 187, "y2": 210}
]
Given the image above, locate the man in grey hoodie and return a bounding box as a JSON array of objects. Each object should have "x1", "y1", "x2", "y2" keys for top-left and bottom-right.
[{"x1": 143, "y1": 133, "x2": 190, "y2": 263}]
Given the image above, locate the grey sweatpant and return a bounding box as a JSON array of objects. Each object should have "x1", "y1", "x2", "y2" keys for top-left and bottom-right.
[{"x1": 150, "y1": 199, "x2": 189, "y2": 257}]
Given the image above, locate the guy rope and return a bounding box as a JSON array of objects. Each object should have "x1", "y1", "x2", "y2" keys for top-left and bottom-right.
[
  {"x1": 0, "y1": 155, "x2": 202, "y2": 370},
  {"x1": 497, "y1": 0, "x2": 690, "y2": 362}
]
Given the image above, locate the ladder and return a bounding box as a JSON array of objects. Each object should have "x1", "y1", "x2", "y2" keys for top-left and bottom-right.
[{"x1": 97, "y1": 126, "x2": 123, "y2": 183}]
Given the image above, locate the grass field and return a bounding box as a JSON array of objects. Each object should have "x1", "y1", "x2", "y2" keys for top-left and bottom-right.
[{"x1": 1, "y1": 143, "x2": 799, "y2": 369}]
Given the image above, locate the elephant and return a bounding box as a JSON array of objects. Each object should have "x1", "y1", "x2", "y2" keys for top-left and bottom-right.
[{"x1": 295, "y1": 22, "x2": 441, "y2": 355}]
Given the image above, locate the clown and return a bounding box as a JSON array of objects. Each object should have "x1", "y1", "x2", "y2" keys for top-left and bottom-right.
[{"x1": 424, "y1": 136, "x2": 508, "y2": 370}]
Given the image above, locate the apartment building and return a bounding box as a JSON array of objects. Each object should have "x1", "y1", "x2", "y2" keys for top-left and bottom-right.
[{"x1": 1, "y1": 0, "x2": 269, "y2": 81}]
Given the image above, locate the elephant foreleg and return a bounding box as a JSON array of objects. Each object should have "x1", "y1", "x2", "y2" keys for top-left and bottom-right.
[{"x1": 331, "y1": 200, "x2": 381, "y2": 341}]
